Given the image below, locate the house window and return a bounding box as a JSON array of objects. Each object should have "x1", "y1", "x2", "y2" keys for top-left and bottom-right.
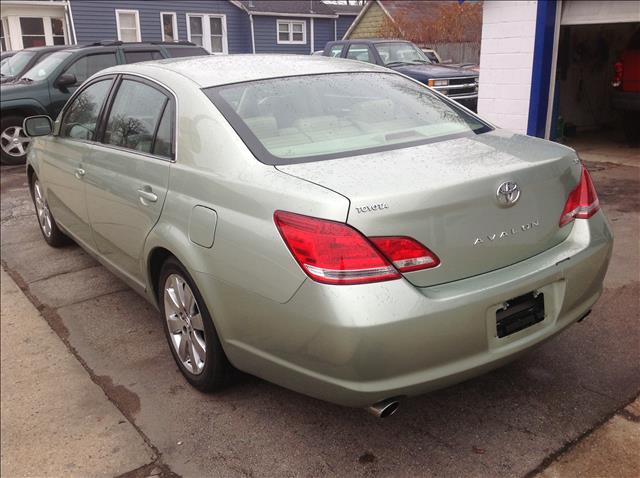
[
  {"x1": 51, "y1": 18, "x2": 65, "y2": 45},
  {"x1": 187, "y1": 14, "x2": 227, "y2": 54},
  {"x1": 161, "y1": 12, "x2": 177, "y2": 42},
  {"x1": 20, "y1": 18, "x2": 46, "y2": 48},
  {"x1": 0, "y1": 20, "x2": 6, "y2": 51},
  {"x1": 116, "y1": 10, "x2": 141, "y2": 42},
  {"x1": 277, "y1": 20, "x2": 306, "y2": 44}
]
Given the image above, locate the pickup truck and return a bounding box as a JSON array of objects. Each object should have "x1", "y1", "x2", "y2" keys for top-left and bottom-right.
[{"x1": 323, "y1": 39, "x2": 479, "y2": 111}]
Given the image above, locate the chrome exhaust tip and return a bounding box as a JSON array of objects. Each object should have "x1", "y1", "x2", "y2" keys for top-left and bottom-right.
[{"x1": 366, "y1": 398, "x2": 401, "y2": 418}]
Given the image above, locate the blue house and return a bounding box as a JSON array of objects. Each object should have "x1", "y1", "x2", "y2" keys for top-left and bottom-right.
[{"x1": 64, "y1": 0, "x2": 360, "y2": 54}]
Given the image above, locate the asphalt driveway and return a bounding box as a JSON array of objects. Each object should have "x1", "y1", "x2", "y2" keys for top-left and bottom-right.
[{"x1": 1, "y1": 160, "x2": 638, "y2": 477}]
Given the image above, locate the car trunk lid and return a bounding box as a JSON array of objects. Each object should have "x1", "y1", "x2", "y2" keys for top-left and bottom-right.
[{"x1": 276, "y1": 131, "x2": 580, "y2": 287}]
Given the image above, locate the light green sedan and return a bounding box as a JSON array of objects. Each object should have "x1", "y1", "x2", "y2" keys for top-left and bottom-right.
[{"x1": 24, "y1": 55, "x2": 612, "y2": 418}]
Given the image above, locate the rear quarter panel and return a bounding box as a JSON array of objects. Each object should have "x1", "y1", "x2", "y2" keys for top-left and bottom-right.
[{"x1": 140, "y1": 77, "x2": 350, "y2": 336}]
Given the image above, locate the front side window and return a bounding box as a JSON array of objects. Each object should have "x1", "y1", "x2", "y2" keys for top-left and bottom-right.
[
  {"x1": 20, "y1": 18, "x2": 46, "y2": 48},
  {"x1": 21, "y1": 50, "x2": 71, "y2": 81},
  {"x1": 60, "y1": 79, "x2": 113, "y2": 140},
  {"x1": 205, "y1": 72, "x2": 490, "y2": 165},
  {"x1": 346, "y1": 44, "x2": 372, "y2": 63},
  {"x1": 161, "y1": 12, "x2": 177, "y2": 42},
  {"x1": 277, "y1": 20, "x2": 305, "y2": 44},
  {"x1": 51, "y1": 18, "x2": 65, "y2": 45},
  {"x1": 116, "y1": 10, "x2": 141, "y2": 42},
  {"x1": 103, "y1": 79, "x2": 170, "y2": 156},
  {"x1": 374, "y1": 42, "x2": 431, "y2": 67},
  {"x1": 63, "y1": 53, "x2": 118, "y2": 84},
  {"x1": 328, "y1": 44, "x2": 344, "y2": 57}
]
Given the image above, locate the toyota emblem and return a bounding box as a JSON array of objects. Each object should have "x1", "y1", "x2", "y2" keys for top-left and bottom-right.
[{"x1": 496, "y1": 181, "x2": 520, "y2": 207}]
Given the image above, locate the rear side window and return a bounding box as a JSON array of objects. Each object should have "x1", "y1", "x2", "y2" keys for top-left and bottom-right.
[
  {"x1": 103, "y1": 79, "x2": 170, "y2": 156},
  {"x1": 60, "y1": 79, "x2": 113, "y2": 140},
  {"x1": 124, "y1": 50, "x2": 164, "y2": 63},
  {"x1": 328, "y1": 44, "x2": 344, "y2": 57},
  {"x1": 152, "y1": 104, "x2": 173, "y2": 158},
  {"x1": 164, "y1": 46, "x2": 208, "y2": 58},
  {"x1": 346, "y1": 44, "x2": 373, "y2": 63},
  {"x1": 64, "y1": 53, "x2": 118, "y2": 84}
]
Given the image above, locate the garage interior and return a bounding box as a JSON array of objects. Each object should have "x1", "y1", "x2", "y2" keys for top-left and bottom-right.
[{"x1": 554, "y1": 12, "x2": 639, "y2": 163}]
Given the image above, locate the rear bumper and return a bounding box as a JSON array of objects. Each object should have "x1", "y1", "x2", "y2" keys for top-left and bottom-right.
[{"x1": 197, "y1": 212, "x2": 613, "y2": 407}]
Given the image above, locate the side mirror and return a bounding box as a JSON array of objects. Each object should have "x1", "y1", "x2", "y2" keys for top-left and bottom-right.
[
  {"x1": 23, "y1": 115, "x2": 53, "y2": 137},
  {"x1": 55, "y1": 73, "x2": 77, "y2": 89}
]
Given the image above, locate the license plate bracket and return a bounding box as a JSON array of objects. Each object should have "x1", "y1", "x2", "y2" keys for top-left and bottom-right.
[{"x1": 496, "y1": 292, "x2": 545, "y2": 338}]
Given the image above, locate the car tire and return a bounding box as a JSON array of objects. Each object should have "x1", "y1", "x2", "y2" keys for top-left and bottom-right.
[
  {"x1": 1, "y1": 115, "x2": 30, "y2": 165},
  {"x1": 159, "y1": 257, "x2": 232, "y2": 392},
  {"x1": 30, "y1": 175, "x2": 71, "y2": 247}
]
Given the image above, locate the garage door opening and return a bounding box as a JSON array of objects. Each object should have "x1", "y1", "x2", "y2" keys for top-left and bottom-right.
[{"x1": 554, "y1": 21, "x2": 639, "y2": 163}]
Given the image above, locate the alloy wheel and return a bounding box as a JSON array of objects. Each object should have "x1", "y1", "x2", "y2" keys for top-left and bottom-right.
[
  {"x1": 164, "y1": 274, "x2": 207, "y2": 375},
  {"x1": 1, "y1": 125, "x2": 31, "y2": 157},
  {"x1": 33, "y1": 180, "x2": 53, "y2": 238}
]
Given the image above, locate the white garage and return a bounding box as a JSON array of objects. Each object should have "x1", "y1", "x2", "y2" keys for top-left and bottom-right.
[{"x1": 478, "y1": 0, "x2": 639, "y2": 148}]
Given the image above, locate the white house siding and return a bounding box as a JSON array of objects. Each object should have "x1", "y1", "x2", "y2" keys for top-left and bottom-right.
[{"x1": 477, "y1": 1, "x2": 538, "y2": 134}]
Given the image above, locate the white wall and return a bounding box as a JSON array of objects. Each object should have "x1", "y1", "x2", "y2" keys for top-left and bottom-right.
[{"x1": 477, "y1": 0, "x2": 538, "y2": 134}]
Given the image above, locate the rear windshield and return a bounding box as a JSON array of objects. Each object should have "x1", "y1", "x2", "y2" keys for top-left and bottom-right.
[{"x1": 204, "y1": 72, "x2": 491, "y2": 165}]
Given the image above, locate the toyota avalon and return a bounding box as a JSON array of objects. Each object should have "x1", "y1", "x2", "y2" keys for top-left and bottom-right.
[{"x1": 24, "y1": 55, "x2": 613, "y2": 417}]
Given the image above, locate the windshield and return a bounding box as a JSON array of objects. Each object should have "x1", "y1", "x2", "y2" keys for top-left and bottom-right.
[
  {"x1": 21, "y1": 50, "x2": 72, "y2": 80},
  {"x1": 0, "y1": 51, "x2": 36, "y2": 77},
  {"x1": 205, "y1": 72, "x2": 490, "y2": 165},
  {"x1": 374, "y1": 42, "x2": 431, "y2": 66}
]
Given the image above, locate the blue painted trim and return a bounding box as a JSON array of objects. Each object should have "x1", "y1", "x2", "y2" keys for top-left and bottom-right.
[{"x1": 527, "y1": 0, "x2": 557, "y2": 137}]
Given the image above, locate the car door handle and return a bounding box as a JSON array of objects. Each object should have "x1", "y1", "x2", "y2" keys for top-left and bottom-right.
[
  {"x1": 74, "y1": 168, "x2": 85, "y2": 179},
  {"x1": 137, "y1": 187, "x2": 158, "y2": 204}
]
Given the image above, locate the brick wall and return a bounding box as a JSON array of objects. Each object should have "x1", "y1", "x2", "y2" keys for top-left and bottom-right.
[{"x1": 477, "y1": 0, "x2": 538, "y2": 134}]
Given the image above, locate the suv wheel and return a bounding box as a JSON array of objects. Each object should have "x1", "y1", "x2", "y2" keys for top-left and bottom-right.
[{"x1": 1, "y1": 115, "x2": 31, "y2": 165}]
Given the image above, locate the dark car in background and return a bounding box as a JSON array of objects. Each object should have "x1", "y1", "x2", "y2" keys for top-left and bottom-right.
[
  {"x1": 1, "y1": 45, "x2": 69, "y2": 84},
  {"x1": 1, "y1": 41, "x2": 208, "y2": 165},
  {"x1": 323, "y1": 39, "x2": 479, "y2": 111}
]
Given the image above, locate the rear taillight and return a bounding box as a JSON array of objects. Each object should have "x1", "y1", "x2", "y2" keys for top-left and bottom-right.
[
  {"x1": 612, "y1": 61, "x2": 623, "y2": 88},
  {"x1": 559, "y1": 165, "x2": 600, "y2": 227},
  {"x1": 274, "y1": 211, "x2": 440, "y2": 285},
  {"x1": 369, "y1": 237, "x2": 440, "y2": 272},
  {"x1": 274, "y1": 211, "x2": 400, "y2": 285}
]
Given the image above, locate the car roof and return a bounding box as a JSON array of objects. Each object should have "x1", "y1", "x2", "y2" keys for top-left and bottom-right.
[{"x1": 100, "y1": 54, "x2": 388, "y2": 88}]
